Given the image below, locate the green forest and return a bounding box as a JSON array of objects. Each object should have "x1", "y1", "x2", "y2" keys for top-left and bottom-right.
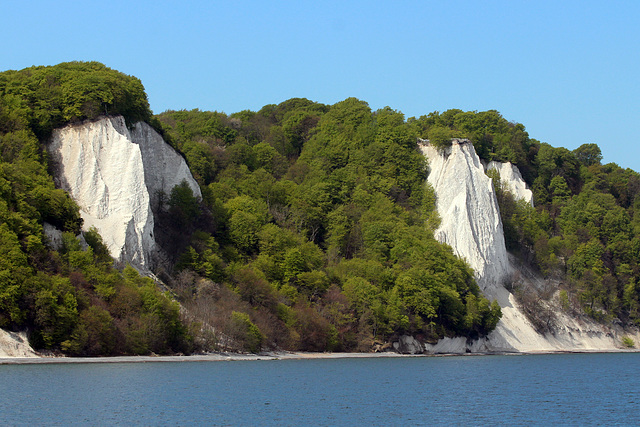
[{"x1": 1, "y1": 62, "x2": 639, "y2": 355}]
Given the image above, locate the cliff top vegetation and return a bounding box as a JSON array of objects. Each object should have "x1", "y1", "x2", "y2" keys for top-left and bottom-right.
[{"x1": 0, "y1": 61, "x2": 151, "y2": 138}]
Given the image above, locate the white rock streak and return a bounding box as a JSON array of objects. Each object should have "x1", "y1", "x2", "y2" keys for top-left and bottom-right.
[{"x1": 48, "y1": 116, "x2": 201, "y2": 271}]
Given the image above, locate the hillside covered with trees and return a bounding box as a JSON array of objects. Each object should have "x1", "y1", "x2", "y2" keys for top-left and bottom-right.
[
  {"x1": 411, "y1": 110, "x2": 640, "y2": 331},
  {"x1": 155, "y1": 99, "x2": 504, "y2": 352},
  {"x1": 1, "y1": 62, "x2": 639, "y2": 355},
  {"x1": 155, "y1": 102, "x2": 640, "y2": 349}
]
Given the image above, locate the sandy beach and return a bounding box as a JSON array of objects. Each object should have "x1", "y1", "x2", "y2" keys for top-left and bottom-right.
[
  {"x1": 3, "y1": 348, "x2": 639, "y2": 365},
  {"x1": 0, "y1": 351, "x2": 431, "y2": 365}
]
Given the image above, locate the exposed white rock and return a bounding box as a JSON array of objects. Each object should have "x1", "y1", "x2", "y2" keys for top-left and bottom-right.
[
  {"x1": 48, "y1": 116, "x2": 201, "y2": 271},
  {"x1": 420, "y1": 138, "x2": 639, "y2": 353},
  {"x1": 0, "y1": 330, "x2": 37, "y2": 358},
  {"x1": 486, "y1": 161, "x2": 534, "y2": 206},
  {"x1": 419, "y1": 139, "x2": 510, "y2": 291},
  {"x1": 481, "y1": 285, "x2": 557, "y2": 352}
]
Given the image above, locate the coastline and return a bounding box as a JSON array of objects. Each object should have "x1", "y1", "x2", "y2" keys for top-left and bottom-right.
[
  {"x1": 1, "y1": 348, "x2": 638, "y2": 365},
  {"x1": 0, "y1": 351, "x2": 426, "y2": 365}
]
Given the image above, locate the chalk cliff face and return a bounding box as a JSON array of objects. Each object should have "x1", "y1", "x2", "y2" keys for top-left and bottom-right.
[
  {"x1": 419, "y1": 139, "x2": 510, "y2": 291},
  {"x1": 419, "y1": 139, "x2": 638, "y2": 353},
  {"x1": 48, "y1": 116, "x2": 201, "y2": 271},
  {"x1": 486, "y1": 160, "x2": 534, "y2": 206}
]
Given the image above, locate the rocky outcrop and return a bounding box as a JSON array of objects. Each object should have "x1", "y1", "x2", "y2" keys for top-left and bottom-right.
[
  {"x1": 43, "y1": 222, "x2": 64, "y2": 251},
  {"x1": 420, "y1": 138, "x2": 638, "y2": 353},
  {"x1": 422, "y1": 337, "x2": 468, "y2": 354},
  {"x1": 486, "y1": 161, "x2": 534, "y2": 206},
  {"x1": 48, "y1": 116, "x2": 201, "y2": 271},
  {"x1": 392, "y1": 335, "x2": 424, "y2": 354},
  {"x1": 129, "y1": 120, "x2": 201, "y2": 210}
]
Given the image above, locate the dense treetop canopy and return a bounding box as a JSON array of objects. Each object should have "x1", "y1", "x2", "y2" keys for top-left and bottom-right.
[
  {"x1": 155, "y1": 98, "x2": 502, "y2": 351},
  {"x1": 156, "y1": 96, "x2": 640, "y2": 345},
  {"x1": 0, "y1": 61, "x2": 151, "y2": 138}
]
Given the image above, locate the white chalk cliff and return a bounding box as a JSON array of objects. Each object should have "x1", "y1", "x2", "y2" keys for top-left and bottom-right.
[
  {"x1": 48, "y1": 116, "x2": 201, "y2": 271},
  {"x1": 486, "y1": 160, "x2": 534, "y2": 206},
  {"x1": 420, "y1": 139, "x2": 509, "y2": 291},
  {"x1": 419, "y1": 139, "x2": 639, "y2": 353}
]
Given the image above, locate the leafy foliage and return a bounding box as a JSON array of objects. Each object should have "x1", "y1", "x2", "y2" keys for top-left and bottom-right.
[
  {"x1": 0, "y1": 61, "x2": 151, "y2": 138},
  {"x1": 406, "y1": 107, "x2": 640, "y2": 328},
  {"x1": 464, "y1": 114, "x2": 640, "y2": 326}
]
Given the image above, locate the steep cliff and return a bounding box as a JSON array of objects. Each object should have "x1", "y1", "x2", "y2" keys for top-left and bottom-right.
[
  {"x1": 486, "y1": 160, "x2": 534, "y2": 206},
  {"x1": 420, "y1": 139, "x2": 638, "y2": 353},
  {"x1": 48, "y1": 116, "x2": 201, "y2": 271},
  {"x1": 420, "y1": 139, "x2": 510, "y2": 291}
]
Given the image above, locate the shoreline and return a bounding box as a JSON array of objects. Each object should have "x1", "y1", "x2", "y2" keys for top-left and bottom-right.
[{"x1": 1, "y1": 348, "x2": 638, "y2": 365}]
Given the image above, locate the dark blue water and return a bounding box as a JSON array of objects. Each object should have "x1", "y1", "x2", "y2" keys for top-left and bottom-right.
[{"x1": 1, "y1": 353, "x2": 639, "y2": 426}]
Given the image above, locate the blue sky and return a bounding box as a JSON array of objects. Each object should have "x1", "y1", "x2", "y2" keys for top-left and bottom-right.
[{"x1": 3, "y1": 1, "x2": 639, "y2": 171}]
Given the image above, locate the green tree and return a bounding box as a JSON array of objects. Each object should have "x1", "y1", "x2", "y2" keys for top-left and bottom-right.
[
  {"x1": 168, "y1": 180, "x2": 201, "y2": 228},
  {"x1": 574, "y1": 143, "x2": 602, "y2": 167},
  {"x1": 229, "y1": 311, "x2": 264, "y2": 353},
  {"x1": 224, "y1": 195, "x2": 270, "y2": 253},
  {"x1": 428, "y1": 125, "x2": 452, "y2": 151}
]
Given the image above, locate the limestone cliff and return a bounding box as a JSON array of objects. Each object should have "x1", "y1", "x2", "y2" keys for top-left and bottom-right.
[
  {"x1": 419, "y1": 139, "x2": 639, "y2": 353},
  {"x1": 48, "y1": 116, "x2": 201, "y2": 271},
  {"x1": 419, "y1": 139, "x2": 509, "y2": 291},
  {"x1": 486, "y1": 160, "x2": 534, "y2": 206}
]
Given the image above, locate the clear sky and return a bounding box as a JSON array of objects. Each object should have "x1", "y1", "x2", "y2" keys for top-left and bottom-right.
[{"x1": 3, "y1": 1, "x2": 639, "y2": 171}]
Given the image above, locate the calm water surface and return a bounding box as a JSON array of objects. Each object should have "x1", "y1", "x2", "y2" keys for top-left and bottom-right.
[{"x1": 1, "y1": 353, "x2": 639, "y2": 425}]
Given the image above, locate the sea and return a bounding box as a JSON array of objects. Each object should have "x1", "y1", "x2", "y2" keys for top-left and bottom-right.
[{"x1": 1, "y1": 352, "x2": 639, "y2": 426}]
